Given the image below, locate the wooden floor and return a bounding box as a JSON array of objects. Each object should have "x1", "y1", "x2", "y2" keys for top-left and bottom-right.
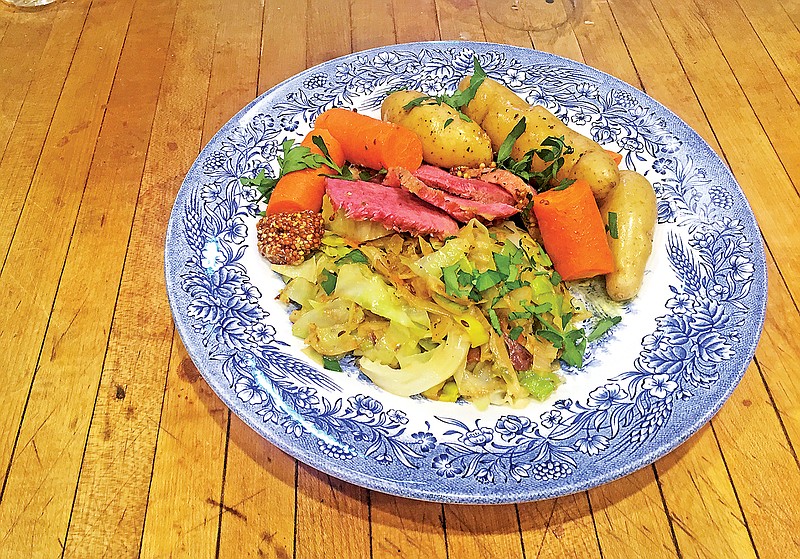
[{"x1": 1, "y1": 0, "x2": 799, "y2": 557}]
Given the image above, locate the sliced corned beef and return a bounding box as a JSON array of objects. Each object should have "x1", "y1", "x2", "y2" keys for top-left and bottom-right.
[
  {"x1": 325, "y1": 178, "x2": 459, "y2": 239},
  {"x1": 413, "y1": 164, "x2": 517, "y2": 206},
  {"x1": 385, "y1": 167, "x2": 519, "y2": 224},
  {"x1": 477, "y1": 169, "x2": 535, "y2": 207}
]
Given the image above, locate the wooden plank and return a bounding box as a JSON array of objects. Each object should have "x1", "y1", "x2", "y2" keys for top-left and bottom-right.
[
  {"x1": 712, "y1": 360, "x2": 800, "y2": 556},
  {"x1": 435, "y1": 0, "x2": 486, "y2": 42},
  {"x1": 217, "y1": 417, "x2": 297, "y2": 559},
  {"x1": 0, "y1": 1, "x2": 177, "y2": 557},
  {"x1": 137, "y1": 341, "x2": 228, "y2": 559},
  {"x1": 589, "y1": 467, "x2": 679, "y2": 558},
  {"x1": 216, "y1": 3, "x2": 304, "y2": 558},
  {"x1": 295, "y1": 466, "x2": 371, "y2": 558},
  {"x1": 603, "y1": 0, "x2": 717, "y2": 138},
  {"x1": 602, "y1": 3, "x2": 780, "y2": 559},
  {"x1": 60, "y1": 0, "x2": 218, "y2": 555},
  {"x1": 734, "y1": 0, "x2": 800, "y2": 103},
  {"x1": 655, "y1": 425, "x2": 757, "y2": 559},
  {"x1": 393, "y1": 0, "x2": 440, "y2": 42},
  {"x1": 613, "y1": 0, "x2": 800, "y2": 556},
  {"x1": 517, "y1": 493, "x2": 602, "y2": 558},
  {"x1": 258, "y1": 0, "x2": 307, "y2": 95},
  {"x1": 573, "y1": 0, "x2": 639, "y2": 87},
  {"x1": 138, "y1": 0, "x2": 261, "y2": 554},
  {"x1": 475, "y1": 0, "x2": 534, "y2": 48},
  {"x1": 0, "y1": 0, "x2": 91, "y2": 266},
  {"x1": 370, "y1": 494, "x2": 447, "y2": 559},
  {"x1": 351, "y1": 0, "x2": 396, "y2": 51},
  {"x1": 443, "y1": 503, "x2": 524, "y2": 558},
  {"x1": 0, "y1": 0, "x2": 134, "y2": 494},
  {"x1": 0, "y1": 6, "x2": 56, "y2": 158},
  {"x1": 307, "y1": 0, "x2": 351, "y2": 67},
  {"x1": 696, "y1": 0, "x2": 800, "y2": 196}
]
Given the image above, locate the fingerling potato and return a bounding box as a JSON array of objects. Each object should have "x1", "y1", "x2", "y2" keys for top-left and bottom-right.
[
  {"x1": 458, "y1": 77, "x2": 619, "y2": 201},
  {"x1": 381, "y1": 90, "x2": 493, "y2": 169},
  {"x1": 600, "y1": 170, "x2": 657, "y2": 301}
]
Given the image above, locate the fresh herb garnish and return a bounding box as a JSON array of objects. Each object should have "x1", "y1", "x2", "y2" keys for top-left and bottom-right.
[
  {"x1": 587, "y1": 315, "x2": 622, "y2": 342},
  {"x1": 320, "y1": 269, "x2": 337, "y2": 295},
  {"x1": 322, "y1": 356, "x2": 342, "y2": 371},
  {"x1": 241, "y1": 138, "x2": 326, "y2": 204},
  {"x1": 336, "y1": 249, "x2": 369, "y2": 265},
  {"x1": 311, "y1": 134, "x2": 354, "y2": 180},
  {"x1": 443, "y1": 118, "x2": 454, "y2": 129},
  {"x1": 401, "y1": 57, "x2": 487, "y2": 121},
  {"x1": 495, "y1": 120, "x2": 576, "y2": 193},
  {"x1": 606, "y1": 211, "x2": 619, "y2": 239}
]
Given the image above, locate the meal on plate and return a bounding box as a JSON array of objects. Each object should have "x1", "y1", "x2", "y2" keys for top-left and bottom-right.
[{"x1": 243, "y1": 58, "x2": 657, "y2": 408}]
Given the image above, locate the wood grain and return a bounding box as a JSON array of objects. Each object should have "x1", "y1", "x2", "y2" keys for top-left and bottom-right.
[
  {"x1": 0, "y1": 0, "x2": 135, "y2": 496},
  {"x1": 60, "y1": 0, "x2": 216, "y2": 555},
  {"x1": 138, "y1": 0, "x2": 261, "y2": 555},
  {"x1": 393, "y1": 0, "x2": 440, "y2": 42},
  {"x1": 0, "y1": 0, "x2": 92, "y2": 264},
  {"x1": 518, "y1": 493, "x2": 602, "y2": 559},
  {"x1": 370, "y1": 494, "x2": 447, "y2": 559},
  {"x1": 590, "y1": 467, "x2": 679, "y2": 558},
  {"x1": 443, "y1": 503, "x2": 525, "y2": 558},
  {"x1": 295, "y1": 467, "x2": 371, "y2": 559},
  {"x1": 216, "y1": 3, "x2": 303, "y2": 558},
  {"x1": 0, "y1": 1, "x2": 176, "y2": 557}
]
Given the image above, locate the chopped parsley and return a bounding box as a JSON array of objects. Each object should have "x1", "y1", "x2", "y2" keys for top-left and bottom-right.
[
  {"x1": 401, "y1": 57, "x2": 488, "y2": 121},
  {"x1": 606, "y1": 211, "x2": 619, "y2": 239}
]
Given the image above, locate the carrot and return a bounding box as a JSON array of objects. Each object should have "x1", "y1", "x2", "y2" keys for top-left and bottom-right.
[
  {"x1": 606, "y1": 149, "x2": 623, "y2": 166},
  {"x1": 315, "y1": 107, "x2": 423, "y2": 171},
  {"x1": 532, "y1": 179, "x2": 614, "y2": 281},
  {"x1": 265, "y1": 128, "x2": 345, "y2": 216}
]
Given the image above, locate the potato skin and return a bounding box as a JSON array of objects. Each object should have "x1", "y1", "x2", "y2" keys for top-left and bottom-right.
[
  {"x1": 458, "y1": 77, "x2": 618, "y2": 202},
  {"x1": 381, "y1": 90, "x2": 493, "y2": 168},
  {"x1": 600, "y1": 170, "x2": 657, "y2": 301}
]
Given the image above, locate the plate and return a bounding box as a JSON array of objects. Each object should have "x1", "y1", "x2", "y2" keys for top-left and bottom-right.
[{"x1": 165, "y1": 42, "x2": 767, "y2": 503}]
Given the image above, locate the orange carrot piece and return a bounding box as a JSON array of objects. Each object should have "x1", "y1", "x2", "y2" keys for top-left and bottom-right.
[
  {"x1": 265, "y1": 128, "x2": 345, "y2": 216},
  {"x1": 315, "y1": 107, "x2": 423, "y2": 171},
  {"x1": 532, "y1": 179, "x2": 614, "y2": 281},
  {"x1": 606, "y1": 149, "x2": 623, "y2": 166}
]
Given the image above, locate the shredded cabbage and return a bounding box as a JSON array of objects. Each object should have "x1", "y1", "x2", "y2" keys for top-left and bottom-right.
[{"x1": 272, "y1": 201, "x2": 595, "y2": 407}]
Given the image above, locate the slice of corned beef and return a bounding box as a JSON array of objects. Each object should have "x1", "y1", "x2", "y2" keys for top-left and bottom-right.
[
  {"x1": 385, "y1": 168, "x2": 519, "y2": 224},
  {"x1": 477, "y1": 169, "x2": 535, "y2": 207},
  {"x1": 325, "y1": 178, "x2": 459, "y2": 239},
  {"x1": 413, "y1": 165, "x2": 517, "y2": 206}
]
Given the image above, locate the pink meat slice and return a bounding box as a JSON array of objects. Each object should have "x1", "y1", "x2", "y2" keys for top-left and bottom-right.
[
  {"x1": 413, "y1": 164, "x2": 517, "y2": 206},
  {"x1": 385, "y1": 168, "x2": 519, "y2": 224},
  {"x1": 325, "y1": 178, "x2": 459, "y2": 239}
]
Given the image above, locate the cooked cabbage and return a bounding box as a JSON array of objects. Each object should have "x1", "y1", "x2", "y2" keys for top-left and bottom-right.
[{"x1": 272, "y1": 203, "x2": 594, "y2": 406}]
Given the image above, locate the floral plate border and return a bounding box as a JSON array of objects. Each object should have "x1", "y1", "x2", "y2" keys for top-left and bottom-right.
[{"x1": 164, "y1": 42, "x2": 767, "y2": 503}]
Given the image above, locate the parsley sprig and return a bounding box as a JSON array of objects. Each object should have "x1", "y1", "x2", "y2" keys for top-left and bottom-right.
[
  {"x1": 240, "y1": 135, "x2": 354, "y2": 207},
  {"x1": 495, "y1": 117, "x2": 576, "y2": 193},
  {"x1": 401, "y1": 57, "x2": 487, "y2": 122}
]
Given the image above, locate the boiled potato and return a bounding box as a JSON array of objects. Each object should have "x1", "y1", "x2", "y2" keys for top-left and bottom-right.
[
  {"x1": 381, "y1": 90, "x2": 493, "y2": 169},
  {"x1": 458, "y1": 77, "x2": 619, "y2": 202},
  {"x1": 600, "y1": 170, "x2": 657, "y2": 301}
]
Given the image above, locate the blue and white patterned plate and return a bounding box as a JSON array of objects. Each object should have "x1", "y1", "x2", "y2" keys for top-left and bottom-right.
[{"x1": 165, "y1": 42, "x2": 767, "y2": 503}]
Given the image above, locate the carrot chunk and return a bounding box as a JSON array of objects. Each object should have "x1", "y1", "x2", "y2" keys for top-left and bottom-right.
[
  {"x1": 265, "y1": 129, "x2": 345, "y2": 216},
  {"x1": 606, "y1": 149, "x2": 623, "y2": 166},
  {"x1": 532, "y1": 179, "x2": 615, "y2": 281},
  {"x1": 315, "y1": 107, "x2": 423, "y2": 171}
]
